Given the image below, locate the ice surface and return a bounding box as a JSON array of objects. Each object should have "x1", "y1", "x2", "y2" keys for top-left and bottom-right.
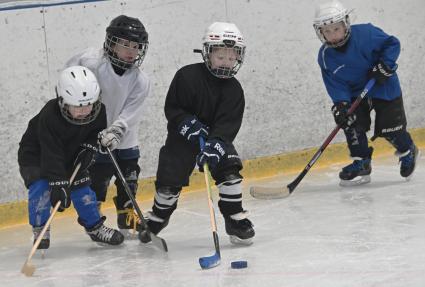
[{"x1": 1, "y1": 155, "x2": 424, "y2": 287}]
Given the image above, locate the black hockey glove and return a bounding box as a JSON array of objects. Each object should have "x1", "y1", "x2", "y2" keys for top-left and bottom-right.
[
  {"x1": 49, "y1": 180, "x2": 71, "y2": 212},
  {"x1": 98, "y1": 125, "x2": 124, "y2": 151},
  {"x1": 368, "y1": 60, "x2": 397, "y2": 85},
  {"x1": 197, "y1": 138, "x2": 226, "y2": 171},
  {"x1": 178, "y1": 116, "x2": 209, "y2": 142},
  {"x1": 73, "y1": 143, "x2": 98, "y2": 172},
  {"x1": 331, "y1": 102, "x2": 356, "y2": 130}
]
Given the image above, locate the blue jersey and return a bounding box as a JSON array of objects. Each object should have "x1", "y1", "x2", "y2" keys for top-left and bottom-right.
[{"x1": 318, "y1": 23, "x2": 401, "y2": 103}]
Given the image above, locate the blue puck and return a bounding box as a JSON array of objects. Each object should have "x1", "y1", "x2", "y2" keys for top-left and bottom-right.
[{"x1": 231, "y1": 260, "x2": 248, "y2": 269}]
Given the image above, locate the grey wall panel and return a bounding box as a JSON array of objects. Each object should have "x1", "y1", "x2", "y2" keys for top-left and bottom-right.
[
  {"x1": 43, "y1": 1, "x2": 123, "y2": 95},
  {"x1": 1, "y1": 0, "x2": 424, "y2": 203},
  {"x1": 0, "y1": 8, "x2": 47, "y2": 203}
]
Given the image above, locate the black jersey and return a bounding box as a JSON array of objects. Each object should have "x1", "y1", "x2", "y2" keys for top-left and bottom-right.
[
  {"x1": 18, "y1": 99, "x2": 106, "y2": 182},
  {"x1": 164, "y1": 63, "x2": 245, "y2": 143}
]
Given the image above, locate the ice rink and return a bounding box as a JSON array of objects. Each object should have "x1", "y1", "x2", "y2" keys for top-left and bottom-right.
[{"x1": 1, "y1": 154, "x2": 424, "y2": 287}]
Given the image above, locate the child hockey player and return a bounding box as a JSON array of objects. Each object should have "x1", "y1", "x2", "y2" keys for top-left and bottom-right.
[
  {"x1": 65, "y1": 15, "x2": 150, "y2": 237},
  {"x1": 314, "y1": 0, "x2": 419, "y2": 186},
  {"x1": 142, "y1": 22, "x2": 255, "y2": 245},
  {"x1": 18, "y1": 66, "x2": 124, "y2": 249}
]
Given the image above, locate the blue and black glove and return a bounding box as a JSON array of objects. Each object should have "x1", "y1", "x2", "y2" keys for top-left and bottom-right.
[
  {"x1": 368, "y1": 60, "x2": 397, "y2": 85},
  {"x1": 178, "y1": 116, "x2": 209, "y2": 142},
  {"x1": 73, "y1": 143, "x2": 98, "y2": 173},
  {"x1": 331, "y1": 102, "x2": 356, "y2": 130},
  {"x1": 196, "y1": 138, "x2": 226, "y2": 171}
]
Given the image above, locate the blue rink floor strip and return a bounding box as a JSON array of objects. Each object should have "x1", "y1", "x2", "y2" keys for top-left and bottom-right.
[
  {"x1": 1, "y1": 127, "x2": 424, "y2": 229},
  {"x1": 0, "y1": 0, "x2": 107, "y2": 11}
]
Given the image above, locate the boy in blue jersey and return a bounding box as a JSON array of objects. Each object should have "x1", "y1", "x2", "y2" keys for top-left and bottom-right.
[{"x1": 313, "y1": 0, "x2": 419, "y2": 186}]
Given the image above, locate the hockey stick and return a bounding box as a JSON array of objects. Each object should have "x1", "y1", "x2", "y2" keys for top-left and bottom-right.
[
  {"x1": 198, "y1": 137, "x2": 221, "y2": 269},
  {"x1": 21, "y1": 163, "x2": 81, "y2": 277},
  {"x1": 250, "y1": 78, "x2": 376, "y2": 199},
  {"x1": 105, "y1": 146, "x2": 168, "y2": 252}
]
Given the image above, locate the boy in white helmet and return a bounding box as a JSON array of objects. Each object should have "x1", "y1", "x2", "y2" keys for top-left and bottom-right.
[
  {"x1": 141, "y1": 22, "x2": 255, "y2": 245},
  {"x1": 314, "y1": 0, "x2": 419, "y2": 186},
  {"x1": 65, "y1": 15, "x2": 150, "y2": 238},
  {"x1": 18, "y1": 66, "x2": 124, "y2": 249}
]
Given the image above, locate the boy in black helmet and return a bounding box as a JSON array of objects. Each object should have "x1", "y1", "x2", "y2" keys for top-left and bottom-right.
[{"x1": 65, "y1": 15, "x2": 150, "y2": 238}]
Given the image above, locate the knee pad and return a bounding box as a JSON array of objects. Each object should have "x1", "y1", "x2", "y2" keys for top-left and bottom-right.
[
  {"x1": 384, "y1": 131, "x2": 413, "y2": 153},
  {"x1": 115, "y1": 160, "x2": 141, "y2": 194},
  {"x1": 152, "y1": 184, "x2": 182, "y2": 219},
  {"x1": 343, "y1": 128, "x2": 370, "y2": 158},
  {"x1": 28, "y1": 179, "x2": 50, "y2": 227},
  {"x1": 71, "y1": 186, "x2": 100, "y2": 228}
]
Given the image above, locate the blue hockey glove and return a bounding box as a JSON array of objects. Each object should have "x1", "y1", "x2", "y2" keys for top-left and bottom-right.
[
  {"x1": 197, "y1": 139, "x2": 226, "y2": 171},
  {"x1": 178, "y1": 116, "x2": 209, "y2": 142}
]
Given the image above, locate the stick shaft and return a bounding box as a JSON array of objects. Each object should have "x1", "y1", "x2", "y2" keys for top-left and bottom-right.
[
  {"x1": 23, "y1": 163, "x2": 81, "y2": 265},
  {"x1": 287, "y1": 79, "x2": 375, "y2": 192}
]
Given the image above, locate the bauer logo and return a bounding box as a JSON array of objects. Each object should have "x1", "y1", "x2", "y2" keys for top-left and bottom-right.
[{"x1": 382, "y1": 125, "x2": 403, "y2": 134}]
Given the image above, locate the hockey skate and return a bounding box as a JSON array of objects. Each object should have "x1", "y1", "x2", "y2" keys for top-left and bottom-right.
[
  {"x1": 138, "y1": 211, "x2": 169, "y2": 243},
  {"x1": 339, "y1": 148, "x2": 373, "y2": 187},
  {"x1": 32, "y1": 225, "x2": 50, "y2": 250},
  {"x1": 85, "y1": 216, "x2": 124, "y2": 246},
  {"x1": 113, "y1": 196, "x2": 142, "y2": 239},
  {"x1": 224, "y1": 211, "x2": 255, "y2": 246},
  {"x1": 398, "y1": 144, "x2": 420, "y2": 180}
]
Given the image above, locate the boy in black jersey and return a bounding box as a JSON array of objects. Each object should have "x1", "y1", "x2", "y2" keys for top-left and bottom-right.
[
  {"x1": 142, "y1": 22, "x2": 254, "y2": 245},
  {"x1": 18, "y1": 66, "x2": 124, "y2": 249}
]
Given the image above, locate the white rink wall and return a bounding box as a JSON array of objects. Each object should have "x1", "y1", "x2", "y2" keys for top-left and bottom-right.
[{"x1": 1, "y1": 0, "x2": 424, "y2": 203}]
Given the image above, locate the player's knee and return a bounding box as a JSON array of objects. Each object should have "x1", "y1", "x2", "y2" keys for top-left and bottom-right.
[{"x1": 216, "y1": 173, "x2": 243, "y2": 187}]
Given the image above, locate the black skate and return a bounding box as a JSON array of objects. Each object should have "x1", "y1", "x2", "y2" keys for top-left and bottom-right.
[
  {"x1": 33, "y1": 226, "x2": 50, "y2": 250},
  {"x1": 138, "y1": 211, "x2": 169, "y2": 243},
  {"x1": 224, "y1": 211, "x2": 255, "y2": 246},
  {"x1": 85, "y1": 216, "x2": 124, "y2": 246},
  {"x1": 398, "y1": 144, "x2": 420, "y2": 180},
  {"x1": 113, "y1": 196, "x2": 142, "y2": 239},
  {"x1": 339, "y1": 148, "x2": 373, "y2": 186}
]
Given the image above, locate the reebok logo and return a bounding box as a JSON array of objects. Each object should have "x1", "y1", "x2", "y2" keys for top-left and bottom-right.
[{"x1": 214, "y1": 143, "x2": 225, "y2": 156}]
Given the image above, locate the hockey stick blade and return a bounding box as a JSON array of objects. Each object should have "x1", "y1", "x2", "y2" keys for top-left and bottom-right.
[
  {"x1": 199, "y1": 252, "x2": 221, "y2": 269},
  {"x1": 249, "y1": 185, "x2": 290, "y2": 199},
  {"x1": 21, "y1": 260, "x2": 35, "y2": 277},
  {"x1": 150, "y1": 233, "x2": 168, "y2": 252}
]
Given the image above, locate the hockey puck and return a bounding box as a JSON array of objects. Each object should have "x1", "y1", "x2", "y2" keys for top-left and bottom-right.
[{"x1": 231, "y1": 260, "x2": 248, "y2": 269}]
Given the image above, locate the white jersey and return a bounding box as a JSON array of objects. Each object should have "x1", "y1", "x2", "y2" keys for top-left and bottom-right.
[{"x1": 65, "y1": 48, "x2": 150, "y2": 149}]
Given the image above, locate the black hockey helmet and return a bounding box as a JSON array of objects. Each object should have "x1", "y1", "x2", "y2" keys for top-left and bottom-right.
[{"x1": 104, "y1": 15, "x2": 149, "y2": 70}]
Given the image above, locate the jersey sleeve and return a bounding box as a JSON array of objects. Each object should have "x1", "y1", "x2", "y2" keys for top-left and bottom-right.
[
  {"x1": 38, "y1": 111, "x2": 68, "y2": 181},
  {"x1": 209, "y1": 82, "x2": 245, "y2": 143},
  {"x1": 111, "y1": 75, "x2": 149, "y2": 134},
  {"x1": 367, "y1": 24, "x2": 400, "y2": 69}
]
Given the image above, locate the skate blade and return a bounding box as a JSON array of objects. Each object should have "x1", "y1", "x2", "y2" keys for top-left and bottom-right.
[
  {"x1": 229, "y1": 235, "x2": 253, "y2": 246},
  {"x1": 339, "y1": 175, "x2": 371, "y2": 187}
]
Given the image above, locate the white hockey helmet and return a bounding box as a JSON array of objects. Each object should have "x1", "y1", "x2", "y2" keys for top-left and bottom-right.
[
  {"x1": 313, "y1": 0, "x2": 351, "y2": 48},
  {"x1": 201, "y1": 22, "x2": 246, "y2": 78},
  {"x1": 56, "y1": 66, "x2": 102, "y2": 125}
]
